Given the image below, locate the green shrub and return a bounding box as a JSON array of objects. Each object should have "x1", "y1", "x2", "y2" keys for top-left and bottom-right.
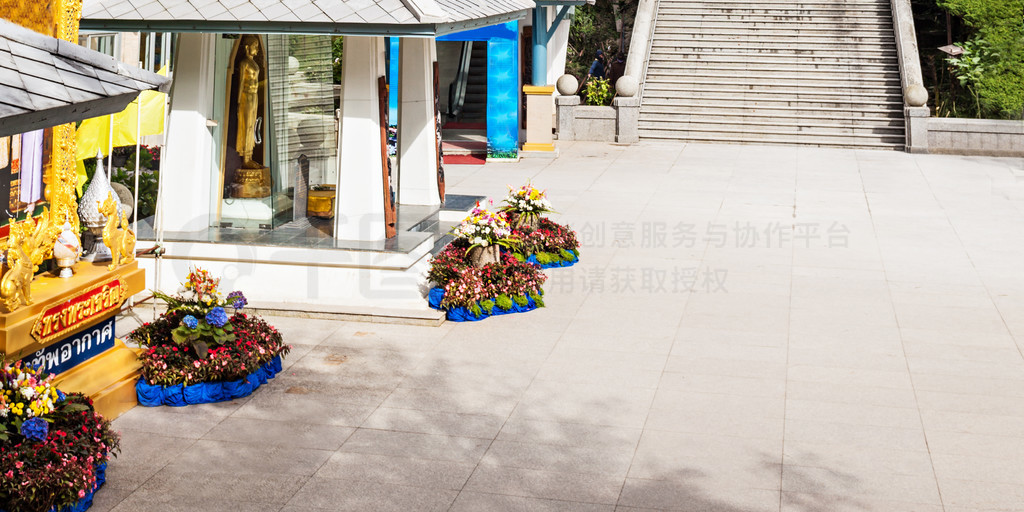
[
  {"x1": 938, "y1": 0, "x2": 1024, "y2": 118},
  {"x1": 583, "y1": 78, "x2": 612, "y2": 106}
]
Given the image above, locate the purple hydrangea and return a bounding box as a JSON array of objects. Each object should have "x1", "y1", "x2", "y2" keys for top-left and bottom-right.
[
  {"x1": 182, "y1": 315, "x2": 199, "y2": 329},
  {"x1": 227, "y1": 291, "x2": 247, "y2": 310},
  {"x1": 20, "y1": 417, "x2": 48, "y2": 442},
  {"x1": 206, "y1": 307, "x2": 229, "y2": 328}
]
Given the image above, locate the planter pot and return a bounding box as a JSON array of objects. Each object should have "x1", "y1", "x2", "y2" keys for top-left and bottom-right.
[{"x1": 468, "y1": 245, "x2": 500, "y2": 267}]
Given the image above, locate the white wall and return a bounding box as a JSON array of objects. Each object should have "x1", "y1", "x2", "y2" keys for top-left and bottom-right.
[{"x1": 160, "y1": 33, "x2": 217, "y2": 233}]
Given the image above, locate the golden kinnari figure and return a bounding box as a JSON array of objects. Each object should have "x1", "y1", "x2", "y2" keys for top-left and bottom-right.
[
  {"x1": 230, "y1": 35, "x2": 270, "y2": 198},
  {"x1": 0, "y1": 209, "x2": 59, "y2": 312},
  {"x1": 98, "y1": 191, "x2": 135, "y2": 271}
]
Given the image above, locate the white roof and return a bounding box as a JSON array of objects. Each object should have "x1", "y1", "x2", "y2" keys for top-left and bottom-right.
[{"x1": 80, "y1": 0, "x2": 534, "y2": 35}]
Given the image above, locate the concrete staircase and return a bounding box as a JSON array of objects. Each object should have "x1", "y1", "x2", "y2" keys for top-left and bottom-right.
[{"x1": 639, "y1": 0, "x2": 905, "y2": 149}]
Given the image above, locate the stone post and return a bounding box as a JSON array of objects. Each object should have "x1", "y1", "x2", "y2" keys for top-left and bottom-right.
[
  {"x1": 522, "y1": 85, "x2": 556, "y2": 153},
  {"x1": 397, "y1": 37, "x2": 441, "y2": 206},
  {"x1": 336, "y1": 36, "x2": 387, "y2": 241},
  {"x1": 614, "y1": 97, "x2": 640, "y2": 144}
]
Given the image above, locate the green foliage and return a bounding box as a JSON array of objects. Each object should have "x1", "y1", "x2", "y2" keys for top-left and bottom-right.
[
  {"x1": 513, "y1": 294, "x2": 528, "y2": 307},
  {"x1": 487, "y1": 150, "x2": 519, "y2": 160},
  {"x1": 480, "y1": 299, "x2": 495, "y2": 314},
  {"x1": 469, "y1": 303, "x2": 483, "y2": 317},
  {"x1": 496, "y1": 294, "x2": 513, "y2": 311},
  {"x1": 529, "y1": 291, "x2": 545, "y2": 308},
  {"x1": 332, "y1": 36, "x2": 344, "y2": 84},
  {"x1": 937, "y1": 0, "x2": 1024, "y2": 118},
  {"x1": 566, "y1": 2, "x2": 637, "y2": 79},
  {"x1": 110, "y1": 168, "x2": 159, "y2": 219},
  {"x1": 583, "y1": 78, "x2": 612, "y2": 106}
]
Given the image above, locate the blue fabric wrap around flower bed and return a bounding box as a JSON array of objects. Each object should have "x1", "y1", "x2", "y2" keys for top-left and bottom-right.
[
  {"x1": 0, "y1": 463, "x2": 106, "y2": 512},
  {"x1": 525, "y1": 251, "x2": 579, "y2": 269},
  {"x1": 427, "y1": 288, "x2": 539, "y2": 322},
  {"x1": 136, "y1": 355, "x2": 283, "y2": 407}
]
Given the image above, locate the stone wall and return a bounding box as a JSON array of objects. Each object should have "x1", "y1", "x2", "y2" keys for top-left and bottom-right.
[
  {"x1": 555, "y1": 96, "x2": 640, "y2": 144},
  {"x1": 928, "y1": 118, "x2": 1024, "y2": 157}
]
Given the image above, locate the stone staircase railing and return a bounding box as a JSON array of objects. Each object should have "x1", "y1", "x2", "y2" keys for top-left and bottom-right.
[
  {"x1": 554, "y1": 0, "x2": 659, "y2": 143},
  {"x1": 890, "y1": 0, "x2": 930, "y2": 152}
]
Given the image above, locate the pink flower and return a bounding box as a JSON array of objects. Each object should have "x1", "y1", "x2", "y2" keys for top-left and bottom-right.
[{"x1": 79, "y1": 489, "x2": 86, "y2": 498}]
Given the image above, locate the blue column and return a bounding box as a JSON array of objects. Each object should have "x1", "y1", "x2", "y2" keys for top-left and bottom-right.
[
  {"x1": 531, "y1": 7, "x2": 547, "y2": 86},
  {"x1": 388, "y1": 37, "x2": 399, "y2": 124},
  {"x1": 487, "y1": 21, "x2": 519, "y2": 159}
]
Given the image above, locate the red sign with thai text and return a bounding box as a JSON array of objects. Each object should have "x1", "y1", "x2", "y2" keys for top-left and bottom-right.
[{"x1": 31, "y1": 277, "x2": 129, "y2": 344}]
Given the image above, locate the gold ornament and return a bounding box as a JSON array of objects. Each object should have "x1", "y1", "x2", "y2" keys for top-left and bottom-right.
[
  {"x1": 98, "y1": 192, "x2": 135, "y2": 271},
  {"x1": 0, "y1": 208, "x2": 60, "y2": 312}
]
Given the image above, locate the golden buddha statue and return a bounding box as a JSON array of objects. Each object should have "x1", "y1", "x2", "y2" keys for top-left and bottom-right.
[{"x1": 230, "y1": 35, "x2": 270, "y2": 198}]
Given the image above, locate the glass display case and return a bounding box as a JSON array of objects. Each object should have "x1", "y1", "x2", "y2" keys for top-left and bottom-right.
[{"x1": 208, "y1": 34, "x2": 337, "y2": 234}]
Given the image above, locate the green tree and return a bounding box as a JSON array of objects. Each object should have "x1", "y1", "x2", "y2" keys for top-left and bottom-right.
[{"x1": 938, "y1": 0, "x2": 1024, "y2": 118}]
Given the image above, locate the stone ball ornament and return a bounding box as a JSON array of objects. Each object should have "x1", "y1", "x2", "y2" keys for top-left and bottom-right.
[
  {"x1": 615, "y1": 76, "x2": 639, "y2": 98},
  {"x1": 556, "y1": 74, "x2": 578, "y2": 96},
  {"x1": 905, "y1": 84, "x2": 928, "y2": 107}
]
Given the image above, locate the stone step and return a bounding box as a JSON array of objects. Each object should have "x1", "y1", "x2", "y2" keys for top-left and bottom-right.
[
  {"x1": 659, "y1": 0, "x2": 891, "y2": 5},
  {"x1": 650, "y1": 40, "x2": 897, "y2": 52},
  {"x1": 641, "y1": 94, "x2": 903, "y2": 109},
  {"x1": 637, "y1": 121, "x2": 905, "y2": 140},
  {"x1": 659, "y1": 7, "x2": 891, "y2": 17},
  {"x1": 643, "y1": 82, "x2": 902, "y2": 97},
  {"x1": 654, "y1": 19, "x2": 892, "y2": 29},
  {"x1": 652, "y1": 31, "x2": 894, "y2": 43},
  {"x1": 640, "y1": 103, "x2": 902, "y2": 117},
  {"x1": 648, "y1": 49, "x2": 898, "y2": 64},
  {"x1": 637, "y1": 130, "x2": 904, "y2": 149},
  {"x1": 645, "y1": 73, "x2": 900, "y2": 87},
  {"x1": 639, "y1": 110, "x2": 905, "y2": 128},
  {"x1": 645, "y1": 61, "x2": 898, "y2": 74},
  {"x1": 646, "y1": 67, "x2": 899, "y2": 80},
  {"x1": 657, "y1": 14, "x2": 893, "y2": 25}
]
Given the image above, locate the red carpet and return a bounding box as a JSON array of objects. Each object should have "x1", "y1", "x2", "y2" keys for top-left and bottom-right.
[{"x1": 443, "y1": 154, "x2": 487, "y2": 165}]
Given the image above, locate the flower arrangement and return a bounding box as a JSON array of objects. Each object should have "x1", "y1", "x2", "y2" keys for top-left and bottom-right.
[
  {"x1": 0, "y1": 361, "x2": 119, "y2": 512},
  {"x1": 498, "y1": 182, "x2": 580, "y2": 268},
  {"x1": 426, "y1": 240, "x2": 547, "y2": 321},
  {"x1": 512, "y1": 217, "x2": 581, "y2": 268},
  {"x1": 452, "y1": 203, "x2": 517, "y2": 252},
  {"x1": 153, "y1": 267, "x2": 241, "y2": 359},
  {"x1": 131, "y1": 268, "x2": 289, "y2": 405},
  {"x1": 499, "y1": 182, "x2": 555, "y2": 229}
]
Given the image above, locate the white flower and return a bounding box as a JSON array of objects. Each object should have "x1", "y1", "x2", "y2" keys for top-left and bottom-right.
[{"x1": 20, "y1": 387, "x2": 34, "y2": 400}]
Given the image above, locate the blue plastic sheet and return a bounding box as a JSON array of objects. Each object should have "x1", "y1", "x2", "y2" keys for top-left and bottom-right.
[
  {"x1": 427, "y1": 288, "x2": 539, "y2": 322},
  {"x1": 136, "y1": 356, "x2": 282, "y2": 407}
]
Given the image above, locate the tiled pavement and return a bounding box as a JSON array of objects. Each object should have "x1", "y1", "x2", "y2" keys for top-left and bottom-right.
[{"x1": 101, "y1": 142, "x2": 1024, "y2": 511}]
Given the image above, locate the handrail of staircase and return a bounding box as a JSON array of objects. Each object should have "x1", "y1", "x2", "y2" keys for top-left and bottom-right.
[
  {"x1": 622, "y1": 0, "x2": 659, "y2": 99},
  {"x1": 889, "y1": 0, "x2": 930, "y2": 151},
  {"x1": 450, "y1": 41, "x2": 472, "y2": 119}
]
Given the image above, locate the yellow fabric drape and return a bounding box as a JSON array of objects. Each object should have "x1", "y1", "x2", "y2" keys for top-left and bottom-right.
[{"x1": 75, "y1": 65, "x2": 168, "y2": 195}]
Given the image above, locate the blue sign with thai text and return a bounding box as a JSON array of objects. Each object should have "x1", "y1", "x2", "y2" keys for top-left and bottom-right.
[{"x1": 21, "y1": 316, "x2": 116, "y2": 376}]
